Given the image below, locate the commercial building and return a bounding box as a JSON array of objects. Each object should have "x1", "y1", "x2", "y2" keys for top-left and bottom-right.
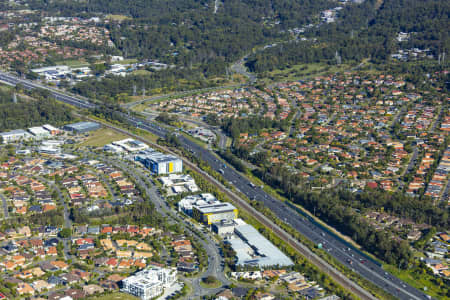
[
  {"x1": 112, "y1": 138, "x2": 149, "y2": 152},
  {"x1": 135, "y1": 150, "x2": 182, "y2": 175},
  {"x1": 159, "y1": 174, "x2": 199, "y2": 195},
  {"x1": 0, "y1": 129, "x2": 33, "y2": 144},
  {"x1": 178, "y1": 193, "x2": 218, "y2": 215},
  {"x1": 192, "y1": 202, "x2": 238, "y2": 225},
  {"x1": 212, "y1": 219, "x2": 237, "y2": 236},
  {"x1": 63, "y1": 122, "x2": 101, "y2": 133},
  {"x1": 28, "y1": 126, "x2": 52, "y2": 139},
  {"x1": 42, "y1": 124, "x2": 61, "y2": 135},
  {"x1": 121, "y1": 266, "x2": 177, "y2": 300},
  {"x1": 226, "y1": 220, "x2": 294, "y2": 267},
  {"x1": 31, "y1": 65, "x2": 71, "y2": 81},
  {"x1": 103, "y1": 144, "x2": 125, "y2": 153}
]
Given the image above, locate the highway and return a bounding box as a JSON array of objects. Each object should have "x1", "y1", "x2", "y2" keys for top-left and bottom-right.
[{"x1": 0, "y1": 71, "x2": 433, "y2": 300}]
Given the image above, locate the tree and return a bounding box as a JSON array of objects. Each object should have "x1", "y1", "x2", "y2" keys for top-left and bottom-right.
[{"x1": 59, "y1": 228, "x2": 72, "y2": 239}]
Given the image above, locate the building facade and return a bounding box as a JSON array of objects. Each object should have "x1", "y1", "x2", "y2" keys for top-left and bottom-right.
[{"x1": 121, "y1": 267, "x2": 177, "y2": 300}]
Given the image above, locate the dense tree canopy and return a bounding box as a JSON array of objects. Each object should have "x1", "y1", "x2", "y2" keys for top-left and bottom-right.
[{"x1": 0, "y1": 88, "x2": 74, "y2": 131}]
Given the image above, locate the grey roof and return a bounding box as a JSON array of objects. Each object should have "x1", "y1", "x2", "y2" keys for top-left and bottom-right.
[
  {"x1": 64, "y1": 121, "x2": 100, "y2": 130},
  {"x1": 229, "y1": 224, "x2": 294, "y2": 267}
]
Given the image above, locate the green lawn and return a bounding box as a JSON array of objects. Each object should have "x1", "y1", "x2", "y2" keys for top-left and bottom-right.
[
  {"x1": 383, "y1": 264, "x2": 446, "y2": 299},
  {"x1": 261, "y1": 62, "x2": 353, "y2": 83},
  {"x1": 55, "y1": 59, "x2": 90, "y2": 68},
  {"x1": 107, "y1": 14, "x2": 132, "y2": 21},
  {"x1": 117, "y1": 58, "x2": 139, "y2": 65},
  {"x1": 77, "y1": 128, "x2": 128, "y2": 147}
]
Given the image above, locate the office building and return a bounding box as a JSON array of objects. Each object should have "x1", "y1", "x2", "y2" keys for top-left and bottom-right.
[
  {"x1": 0, "y1": 129, "x2": 33, "y2": 144},
  {"x1": 121, "y1": 266, "x2": 177, "y2": 300},
  {"x1": 28, "y1": 126, "x2": 52, "y2": 139},
  {"x1": 192, "y1": 202, "x2": 238, "y2": 225},
  {"x1": 135, "y1": 150, "x2": 182, "y2": 175}
]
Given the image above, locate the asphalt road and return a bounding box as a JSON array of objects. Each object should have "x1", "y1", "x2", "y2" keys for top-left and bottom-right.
[
  {"x1": 95, "y1": 155, "x2": 229, "y2": 297},
  {"x1": 0, "y1": 193, "x2": 8, "y2": 219},
  {"x1": 0, "y1": 72, "x2": 434, "y2": 300}
]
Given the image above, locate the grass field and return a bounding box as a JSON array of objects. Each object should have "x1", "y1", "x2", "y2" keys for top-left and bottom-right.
[
  {"x1": 78, "y1": 128, "x2": 128, "y2": 147},
  {"x1": 117, "y1": 58, "x2": 139, "y2": 65},
  {"x1": 131, "y1": 69, "x2": 151, "y2": 76},
  {"x1": 107, "y1": 14, "x2": 131, "y2": 21},
  {"x1": 87, "y1": 292, "x2": 138, "y2": 300},
  {"x1": 261, "y1": 62, "x2": 353, "y2": 83},
  {"x1": 55, "y1": 59, "x2": 90, "y2": 68}
]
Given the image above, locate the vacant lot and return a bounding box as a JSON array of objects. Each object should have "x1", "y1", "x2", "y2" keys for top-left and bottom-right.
[{"x1": 78, "y1": 128, "x2": 128, "y2": 147}]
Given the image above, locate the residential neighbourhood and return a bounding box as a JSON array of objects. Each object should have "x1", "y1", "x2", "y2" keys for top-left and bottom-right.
[{"x1": 0, "y1": 122, "x2": 338, "y2": 299}]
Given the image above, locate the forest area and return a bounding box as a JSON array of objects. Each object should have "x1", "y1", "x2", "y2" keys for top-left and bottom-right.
[
  {"x1": 246, "y1": 0, "x2": 449, "y2": 73},
  {"x1": 0, "y1": 87, "x2": 74, "y2": 132}
]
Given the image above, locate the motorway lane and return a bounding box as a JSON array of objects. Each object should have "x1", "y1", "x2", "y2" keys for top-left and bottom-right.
[{"x1": 0, "y1": 72, "x2": 433, "y2": 300}]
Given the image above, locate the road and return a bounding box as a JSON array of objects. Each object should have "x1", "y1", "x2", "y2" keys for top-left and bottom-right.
[
  {"x1": 93, "y1": 155, "x2": 229, "y2": 297},
  {"x1": 0, "y1": 193, "x2": 8, "y2": 219},
  {"x1": 0, "y1": 71, "x2": 435, "y2": 300},
  {"x1": 402, "y1": 147, "x2": 419, "y2": 177},
  {"x1": 39, "y1": 177, "x2": 72, "y2": 259},
  {"x1": 122, "y1": 84, "x2": 241, "y2": 110},
  {"x1": 141, "y1": 110, "x2": 227, "y2": 150}
]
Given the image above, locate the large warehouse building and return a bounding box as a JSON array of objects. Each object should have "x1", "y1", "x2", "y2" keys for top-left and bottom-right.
[
  {"x1": 227, "y1": 220, "x2": 294, "y2": 267},
  {"x1": 135, "y1": 149, "x2": 182, "y2": 175},
  {"x1": 63, "y1": 121, "x2": 101, "y2": 133}
]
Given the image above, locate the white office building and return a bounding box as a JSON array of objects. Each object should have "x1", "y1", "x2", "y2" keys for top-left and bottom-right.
[
  {"x1": 112, "y1": 138, "x2": 149, "y2": 152},
  {"x1": 0, "y1": 129, "x2": 33, "y2": 143},
  {"x1": 121, "y1": 266, "x2": 177, "y2": 300},
  {"x1": 28, "y1": 126, "x2": 52, "y2": 139},
  {"x1": 159, "y1": 174, "x2": 199, "y2": 194}
]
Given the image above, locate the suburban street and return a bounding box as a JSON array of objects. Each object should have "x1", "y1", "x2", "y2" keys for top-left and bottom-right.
[
  {"x1": 92, "y1": 154, "x2": 230, "y2": 297},
  {"x1": 0, "y1": 193, "x2": 9, "y2": 219}
]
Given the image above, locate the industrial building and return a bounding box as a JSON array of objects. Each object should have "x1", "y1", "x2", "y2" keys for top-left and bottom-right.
[
  {"x1": 42, "y1": 124, "x2": 61, "y2": 135},
  {"x1": 31, "y1": 65, "x2": 71, "y2": 81},
  {"x1": 121, "y1": 266, "x2": 177, "y2": 300},
  {"x1": 135, "y1": 149, "x2": 182, "y2": 175},
  {"x1": 28, "y1": 126, "x2": 52, "y2": 139},
  {"x1": 192, "y1": 202, "x2": 238, "y2": 225},
  {"x1": 226, "y1": 220, "x2": 294, "y2": 267},
  {"x1": 63, "y1": 122, "x2": 101, "y2": 133},
  {"x1": 0, "y1": 129, "x2": 33, "y2": 144}
]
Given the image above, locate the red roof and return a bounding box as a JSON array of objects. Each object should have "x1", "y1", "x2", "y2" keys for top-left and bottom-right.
[{"x1": 366, "y1": 182, "x2": 378, "y2": 189}]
